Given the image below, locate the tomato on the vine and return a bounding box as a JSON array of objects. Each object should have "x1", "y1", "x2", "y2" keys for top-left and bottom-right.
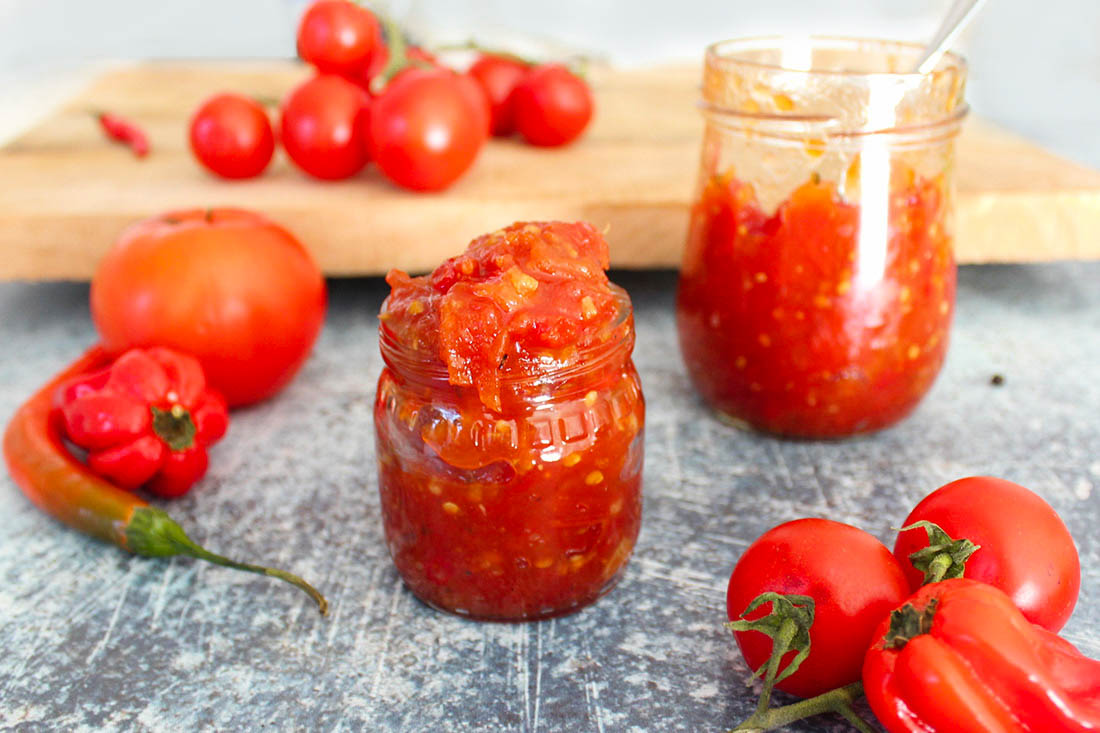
[
  {"x1": 468, "y1": 54, "x2": 530, "y2": 136},
  {"x1": 511, "y1": 64, "x2": 593, "y2": 147},
  {"x1": 369, "y1": 67, "x2": 489, "y2": 191},
  {"x1": 188, "y1": 93, "x2": 275, "y2": 180},
  {"x1": 894, "y1": 476, "x2": 1081, "y2": 632},
  {"x1": 727, "y1": 518, "x2": 909, "y2": 698},
  {"x1": 90, "y1": 209, "x2": 327, "y2": 407},
  {"x1": 280, "y1": 74, "x2": 371, "y2": 180},
  {"x1": 296, "y1": 0, "x2": 380, "y2": 76}
]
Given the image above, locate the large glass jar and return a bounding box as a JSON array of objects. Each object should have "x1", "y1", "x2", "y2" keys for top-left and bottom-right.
[
  {"x1": 677, "y1": 37, "x2": 968, "y2": 438},
  {"x1": 375, "y1": 288, "x2": 644, "y2": 621}
]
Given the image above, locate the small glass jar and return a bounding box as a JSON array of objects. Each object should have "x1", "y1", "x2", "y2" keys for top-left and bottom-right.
[
  {"x1": 677, "y1": 37, "x2": 968, "y2": 438},
  {"x1": 374, "y1": 288, "x2": 644, "y2": 621}
]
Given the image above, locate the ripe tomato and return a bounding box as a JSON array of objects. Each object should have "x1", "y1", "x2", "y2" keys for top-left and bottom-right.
[
  {"x1": 727, "y1": 518, "x2": 909, "y2": 698},
  {"x1": 90, "y1": 209, "x2": 327, "y2": 407},
  {"x1": 468, "y1": 54, "x2": 530, "y2": 136},
  {"x1": 296, "y1": 0, "x2": 380, "y2": 76},
  {"x1": 188, "y1": 93, "x2": 275, "y2": 180},
  {"x1": 511, "y1": 64, "x2": 593, "y2": 147},
  {"x1": 280, "y1": 74, "x2": 371, "y2": 180},
  {"x1": 894, "y1": 476, "x2": 1080, "y2": 632},
  {"x1": 369, "y1": 68, "x2": 489, "y2": 191}
]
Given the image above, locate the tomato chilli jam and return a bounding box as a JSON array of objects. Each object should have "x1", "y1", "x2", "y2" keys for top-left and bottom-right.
[
  {"x1": 375, "y1": 221, "x2": 644, "y2": 620},
  {"x1": 677, "y1": 37, "x2": 968, "y2": 438}
]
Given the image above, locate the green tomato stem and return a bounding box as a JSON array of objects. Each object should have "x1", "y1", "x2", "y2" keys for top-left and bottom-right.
[{"x1": 732, "y1": 682, "x2": 872, "y2": 733}]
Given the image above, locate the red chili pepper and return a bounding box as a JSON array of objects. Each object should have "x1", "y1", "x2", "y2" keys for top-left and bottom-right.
[
  {"x1": 97, "y1": 112, "x2": 150, "y2": 157},
  {"x1": 56, "y1": 347, "x2": 228, "y2": 498},
  {"x1": 863, "y1": 578, "x2": 1100, "y2": 732},
  {"x1": 3, "y1": 346, "x2": 327, "y2": 614}
]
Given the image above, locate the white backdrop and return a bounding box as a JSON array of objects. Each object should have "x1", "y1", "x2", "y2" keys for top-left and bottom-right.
[{"x1": 0, "y1": 0, "x2": 1097, "y2": 167}]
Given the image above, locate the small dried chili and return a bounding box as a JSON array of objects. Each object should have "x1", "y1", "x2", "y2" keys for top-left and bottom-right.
[
  {"x1": 97, "y1": 112, "x2": 150, "y2": 157},
  {"x1": 3, "y1": 346, "x2": 327, "y2": 614}
]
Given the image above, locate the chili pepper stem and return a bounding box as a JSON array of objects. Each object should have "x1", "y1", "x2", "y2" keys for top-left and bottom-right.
[
  {"x1": 731, "y1": 682, "x2": 873, "y2": 733},
  {"x1": 126, "y1": 506, "x2": 328, "y2": 615}
]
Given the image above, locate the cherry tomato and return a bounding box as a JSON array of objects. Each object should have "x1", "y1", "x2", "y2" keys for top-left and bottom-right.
[
  {"x1": 280, "y1": 74, "x2": 371, "y2": 180},
  {"x1": 511, "y1": 64, "x2": 593, "y2": 147},
  {"x1": 369, "y1": 68, "x2": 489, "y2": 191},
  {"x1": 727, "y1": 518, "x2": 910, "y2": 699},
  {"x1": 894, "y1": 476, "x2": 1081, "y2": 632},
  {"x1": 90, "y1": 209, "x2": 327, "y2": 407},
  {"x1": 188, "y1": 93, "x2": 275, "y2": 180},
  {"x1": 468, "y1": 54, "x2": 530, "y2": 136},
  {"x1": 296, "y1": 0, "x2": 380, "y2": 76}
]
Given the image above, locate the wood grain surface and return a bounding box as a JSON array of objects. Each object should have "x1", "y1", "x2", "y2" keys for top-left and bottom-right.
[{"x1": 1, "y1": 61, "x2": 1098, "y2": 281}]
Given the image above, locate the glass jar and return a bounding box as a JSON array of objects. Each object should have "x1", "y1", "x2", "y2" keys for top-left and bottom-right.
[
  {"x1": 374, "y1": 288, "x2": 644, "y2": 621},
  {"x1": 677, "y1": 37, "x2": 968, "y2": 438}
]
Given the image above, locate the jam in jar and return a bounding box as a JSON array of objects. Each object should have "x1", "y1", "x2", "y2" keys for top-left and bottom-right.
[
  {"x1": 677, "y1": 37, "x2": 968, "y2": 438},
  {"x1": 375, "y1": 221, "x2": 644, "y2": 620}
]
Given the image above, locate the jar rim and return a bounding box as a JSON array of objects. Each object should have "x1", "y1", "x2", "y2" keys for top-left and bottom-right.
[
  {"x1": 378, "y1": 284, "x2": 635, "y2": 386},
  {"x1": 705, "y1": 35, "x2": 968, "y2": 80}
]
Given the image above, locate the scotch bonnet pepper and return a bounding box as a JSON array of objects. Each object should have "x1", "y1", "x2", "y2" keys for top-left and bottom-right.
[
  {"x1": 863, "y1": 578, "x2": 1100, "y2": 733},
  {"x1": 56, "y1": 347, "x2": 228, "y2": 498}
]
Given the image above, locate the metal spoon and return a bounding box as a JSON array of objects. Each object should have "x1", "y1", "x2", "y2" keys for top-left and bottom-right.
[{"x1": 912, "y1": 0, "x2": 990, "y2": 73}]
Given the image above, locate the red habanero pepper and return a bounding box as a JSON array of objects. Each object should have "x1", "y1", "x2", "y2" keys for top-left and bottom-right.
[
  {"x1": 863, "y1": 578, "x2": 1100, "y2": 733},
  {"x1": 97, "y1": 112, "x2": 150, "y2": 157},
  {"x1": 57, "y1": 347, "x2": 227, "y2": 498},
  {"x1": 3, "y1": 346, "x2": 327, "y2": 614}
]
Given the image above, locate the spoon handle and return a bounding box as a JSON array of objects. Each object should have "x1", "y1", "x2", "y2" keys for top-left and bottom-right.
[{"x1": 912, "y1": 0, "x2": 989, "y2": 74}]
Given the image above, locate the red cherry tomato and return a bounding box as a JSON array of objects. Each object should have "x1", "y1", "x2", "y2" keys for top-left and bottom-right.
[
  {"x1": 280, "y1": 74, "x2": 371, "y2": 180},
  {"x1": 369, "y1": 68, "x2": 489, "y2": 191},
  {"x1": 727, "y1": 518, "x2": 910, "y2": 699},
  {"x1": 188, "y1": 93, "x2": 274, "y2": 179},
  {"x1": 894, "y1": 476, "x2": 1081, "y2": 632},
  {"x1": 90, "y1": 209, "x2": 327, "y2": 407},
  {"x1": 468, "y1": 54, "x2": 530, "y2": 136},
  {"x1": 511, "y1": 64, "x2": 593, "y2": 147},
  {"x1": 296, "y1": 0, "x2": 380, "y2": 76}
]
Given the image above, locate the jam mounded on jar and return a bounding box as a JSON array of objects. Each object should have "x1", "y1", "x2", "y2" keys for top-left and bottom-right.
[
  {"x1": 677, "y1": 170, "x2": 954, "y2": 438},
  {"x1": 376, "y1": 221, "x2": 644, "y2": 620}
]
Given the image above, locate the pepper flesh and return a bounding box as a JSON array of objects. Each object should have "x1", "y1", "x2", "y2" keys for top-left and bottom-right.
[
  {"x1": 863, "y1": 578, "x2": 1100, "y2": 732},
  {"x1": 4, "y1": 346, "x2": 327, "y2": 613},
  {"x1": 57, "y1": 347, "x2": 229, "y2": 498}
]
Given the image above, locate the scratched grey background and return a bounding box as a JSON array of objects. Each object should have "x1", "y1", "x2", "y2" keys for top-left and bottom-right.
[{"x1": 1, "y1": 263, "x2": 1099, "y2": 732}]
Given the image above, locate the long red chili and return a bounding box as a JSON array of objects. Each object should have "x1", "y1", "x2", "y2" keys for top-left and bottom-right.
[
  {"x1": 97, "y1": 112, "x2": 150, "y2": 157},
  {"x1": 3, "y1": 346, "x2": 327, "y2": 614}
]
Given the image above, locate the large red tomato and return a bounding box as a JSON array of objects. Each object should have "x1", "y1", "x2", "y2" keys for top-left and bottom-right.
[
  {"x1": 894, "y1": 476, "x2": 1080, "y2": 632},
  {"x1": 727, "y1": 518, "x2": 910, "y2": 699},
  {"x1": 91, "y1": 209, "x2": 326, "y2": 407}
]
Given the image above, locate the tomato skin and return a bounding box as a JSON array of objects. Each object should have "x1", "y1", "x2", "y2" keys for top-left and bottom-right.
[
  {"x1": 727, "y1": 518, "x2": 910, "y2": 698},
  {"x1": 369, "y1": 68, "x2": 489, "y2": 191},
  {"x1": 90, "y1": 209, "x2": 327, "y2": 407},
  {"x1": 188, "y1": 93, "x2": 274, "y2": 180},
  {"x1": 894, "y1": 476, "x2": 1080, "y2": 633},
  {"x1": 280, "y1": 74, "x2": 371, "y2": 180},
  {"x1": 296, "y1": 0, "x2": 379, "y2": 76},
  {"x1": 511, "y1": 64, "x2": 593, "y2": 147},
  {"x1": 468, "y1": 54, "x2": 530, "y2": 136}
]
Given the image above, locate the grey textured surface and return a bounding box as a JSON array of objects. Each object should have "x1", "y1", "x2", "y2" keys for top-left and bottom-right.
[{"x1": 1, "y1": 263, "x2": 1098, "y2": 732}]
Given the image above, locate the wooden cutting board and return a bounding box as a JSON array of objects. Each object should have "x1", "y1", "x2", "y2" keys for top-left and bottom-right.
[{"x1": 1, "y1": 61, "x2": 1098, "y2": 281}]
